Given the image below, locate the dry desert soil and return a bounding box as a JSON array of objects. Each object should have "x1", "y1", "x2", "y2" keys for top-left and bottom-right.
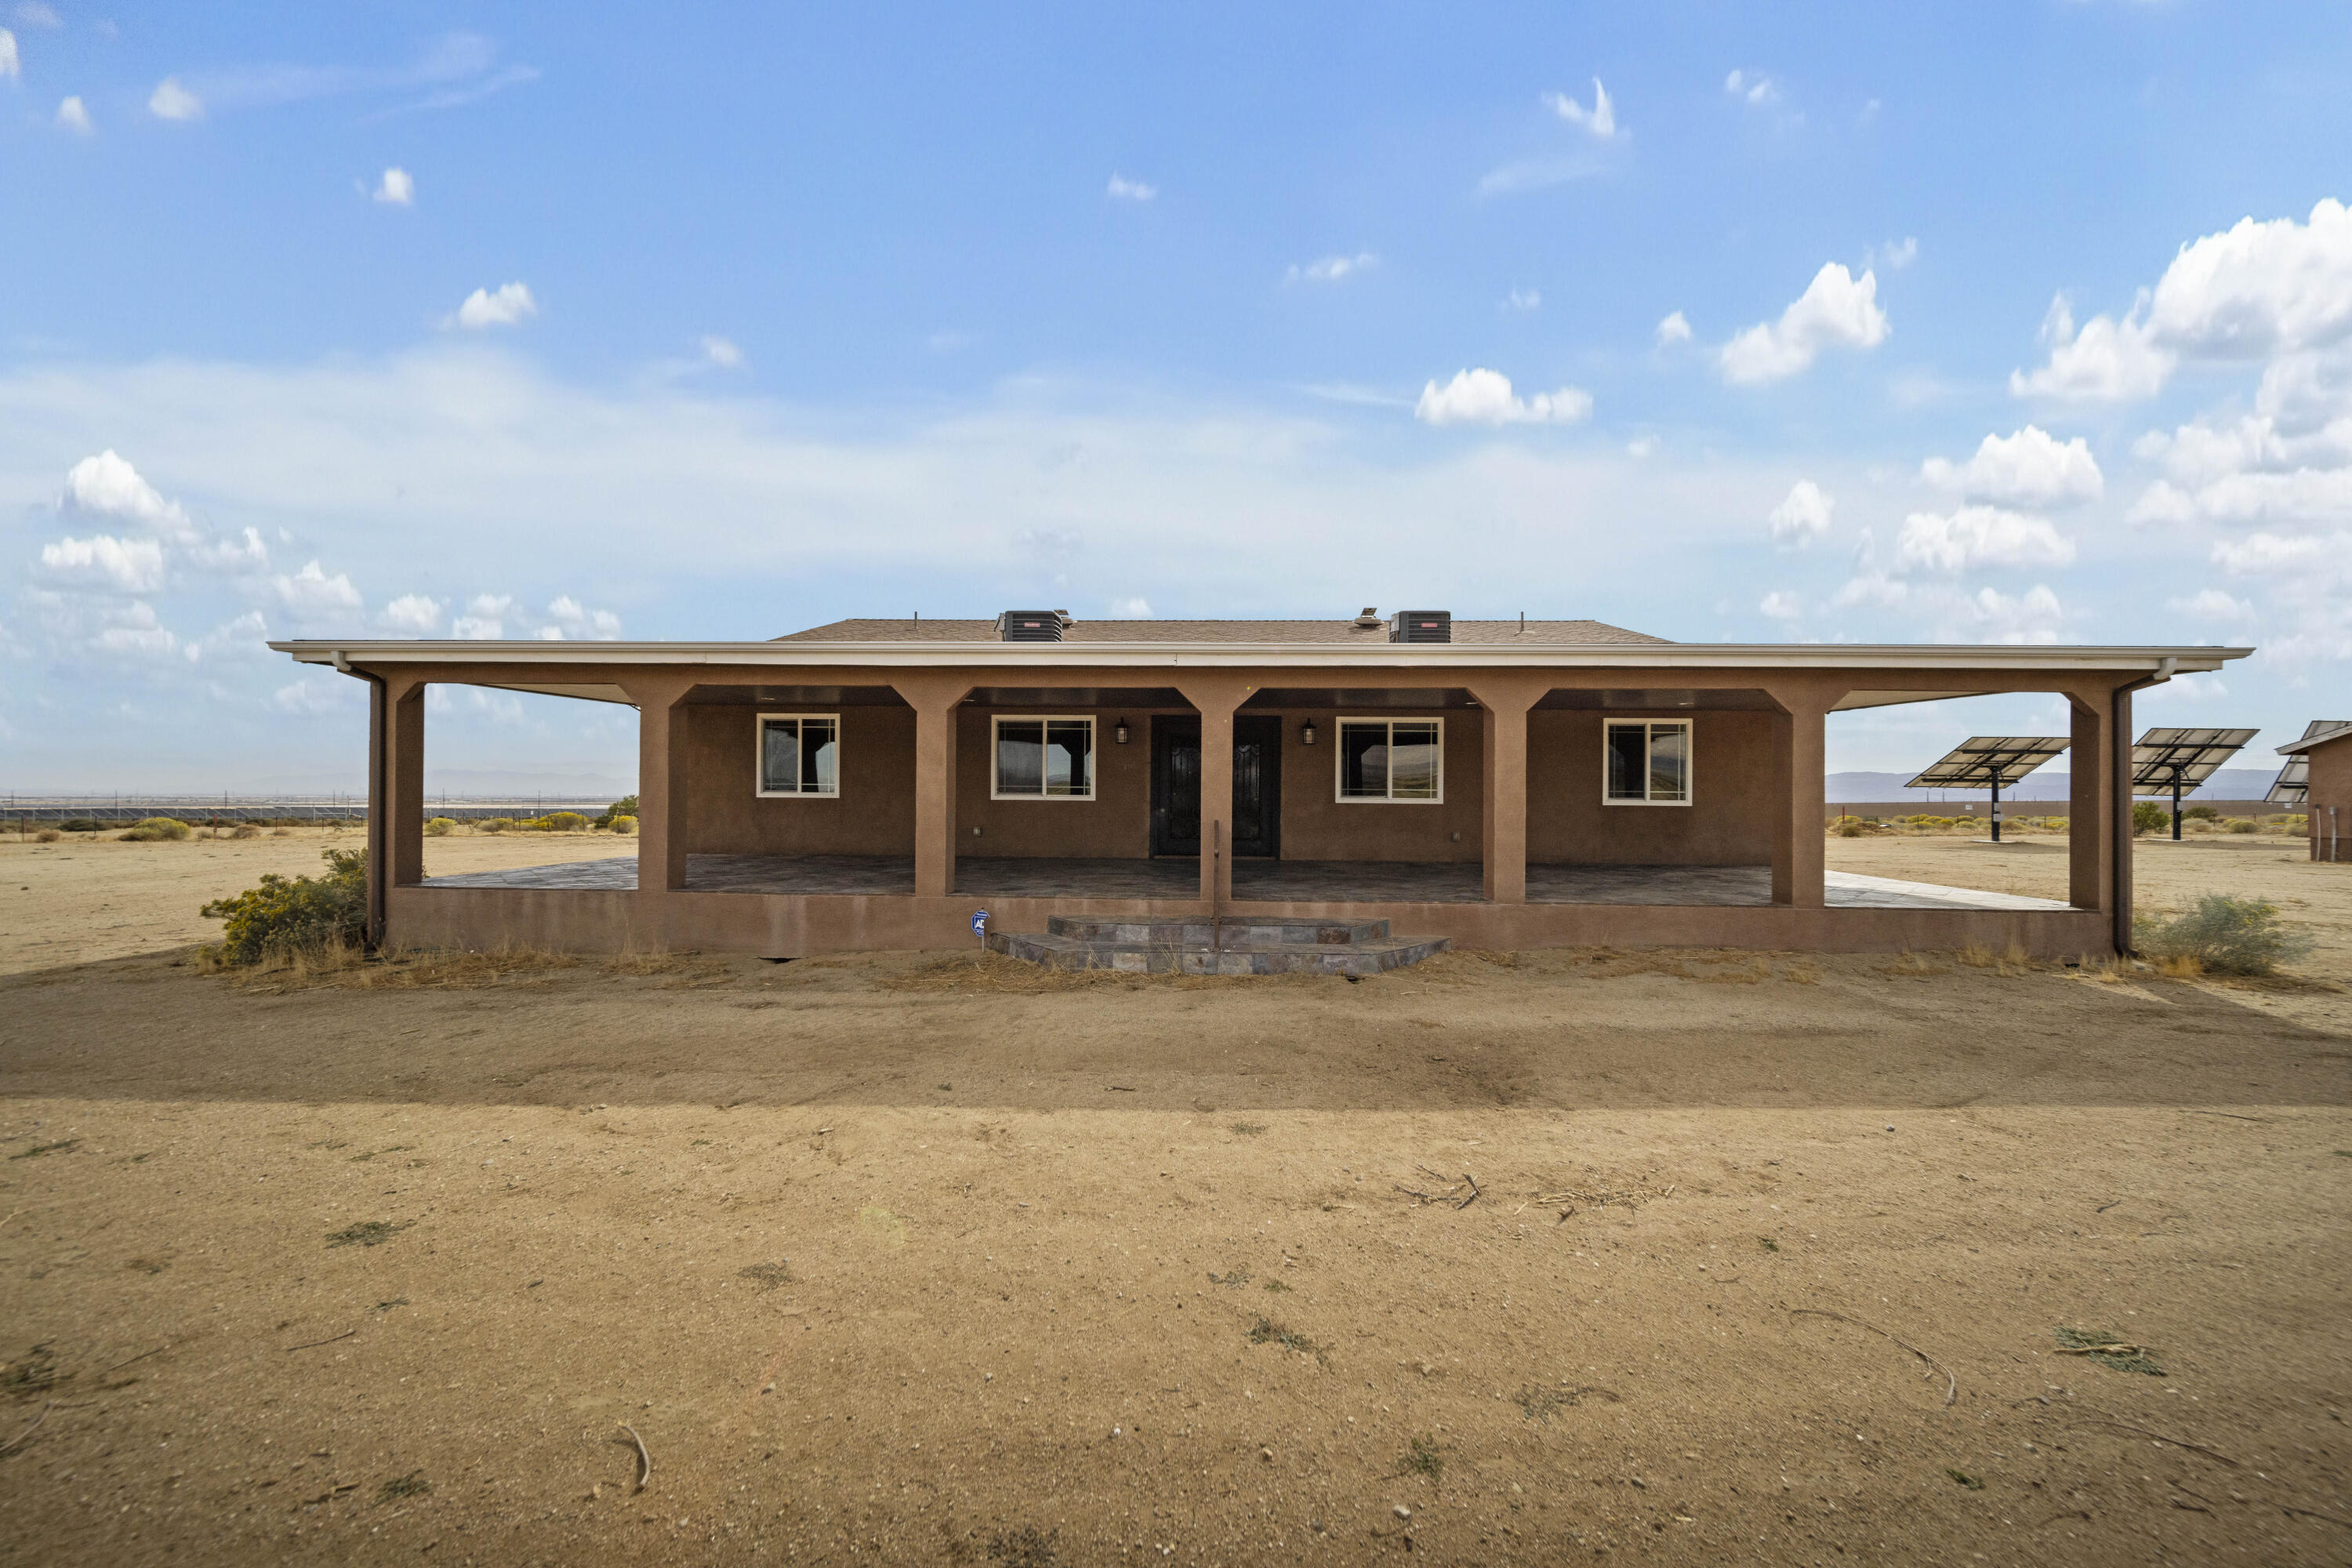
[{"x1": 1, "y1": 828, "x2": 2348, "y2": 1566}]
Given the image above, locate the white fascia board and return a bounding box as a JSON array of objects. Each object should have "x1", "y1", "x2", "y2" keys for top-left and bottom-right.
[
  {"x1": 2278, "y1": 720, "x2": 2352, "y2": 755},
  {"x1": 269, "y1": 639, "x2": 2250, "y2": 675}
]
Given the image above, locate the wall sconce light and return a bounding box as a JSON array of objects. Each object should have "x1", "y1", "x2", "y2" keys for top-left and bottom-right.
[
  {"x1": 1113, "y1": 718, "x2": 1131, "y2": 744},
  {"x1": 1301, "y1": 719, "x2": 1318, "y2": 746}
]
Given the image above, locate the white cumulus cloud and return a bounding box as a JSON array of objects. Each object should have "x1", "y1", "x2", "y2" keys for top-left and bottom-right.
[
  {"x1": 454, "y1": 281, "x2": 535, "y2": 329},
  {"x1": 2013, "y1": 199, "x2": 2352, "y2": 401},
  {"x1": 536, "y1": 595, "x2": 621, "y2": 641},
  {"x1": 1921, "y1": 426, "x2": 2103, "y2": 508},
  {"x1": 1767, "y1": 481, "x2": 1835, "y2": 544},
  {"x1": 61, "y1": 449, "x2": 195, "y2": 539},
  {"x1": 1655, "y1": 310, "x2": 1691, "y2": 347},
  {"x1": 1106, "y1": 596, "x2": 1153, "y2": 619},
  {"x1": 1545, "y1": 78, "x2": 1621, "y2": 140},
  {"x1": 379, "y1": 593, "x2": 445, "y2": 633},
  {"x1": 1724, "y1": 69, "x2": 1777, "y2": 107},
  {"x1": 2210, "y1": 531, "x2": 2341, "y2": 573},
  {"x1": 1105, "y1": 173, "x2": 1156, "y2": 202},
  {"x1": 40, "y1": 535, "x2": 166, "y2": 593},
  {"x1": 1966, "y1": 584, "x2": 2066, "y2": 644},
  {"x1": 1759, "y1": 590, "x2": 1802, "y2": 620},
  {"x1": 13, "y1": 3, "x2": 61, "y2": 29},
  {"x1": 1504, "y1": 289, "x2": 1541, "y2": 312},
  {"x1": 1719, "y1": 263, "x2": 1889, "y2": 385},
  {"x1": 0, "y1": 27, "x2": 16, "y2": 79},
  {"x1": 1413, "y1": 368, "x2": 1592, "y2": 426},
  {"x1": 2168, "y1": 588, "x2": 2254, "y2": 622},
  {"x1": 56, "y1": 96, "x2": 93, "y2": 135},
  {"x1": 272, "y1": 560, "x2": 363, "y2": 615},
  {"x1": 372, "y1": 166, "x2": 414, "y2": 205},
  {"x1": 1286, "y1": 252, "x2": 1378, "y2": 285},
  {"x1": 452, "y1": 593, "x2": 513, "y2": 639},
  {"x1": 148, "y1": 76, "x2": 203, "y2": 121},
  {"x1": 1896, "y1": 506, "x2": 2077, "y2": 572},
  {"x1": 701, "y1": 335, "x2": 745, "y2": 368}
]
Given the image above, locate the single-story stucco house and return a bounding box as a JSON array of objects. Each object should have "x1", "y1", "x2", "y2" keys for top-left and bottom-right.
[
  {"x1": 271, "y1": 611, "x2": 2249, "y2": 964},
  {"x1": 2278, "y1": 720, "x2": 2352, "y2": 863}
]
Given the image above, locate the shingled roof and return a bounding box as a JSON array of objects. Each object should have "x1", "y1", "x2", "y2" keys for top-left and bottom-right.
[{"x1": 776, "y1": 617, "x2": 1671, "y2": 646}]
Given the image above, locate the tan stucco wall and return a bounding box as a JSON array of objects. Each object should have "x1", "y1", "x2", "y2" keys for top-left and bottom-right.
[
  {"x1": 1527, "y1": 710, "x2": 1776, "y2": 866},
  {"x1": 956, "y1": 706, "x2": 1168, "y2": 859},
  {"x1": 673, "y1": 702, "x2": 1776, "y2": 866},
  {"x1": 2309, "y1": 733, "x2": 2352, "y2": 862},
  {"x1": 678, "y1": 703, "x2": 916, "y2": 856},
  {"x1": 1270, "y1": 710, "x2": 1485, "y2": 862}
]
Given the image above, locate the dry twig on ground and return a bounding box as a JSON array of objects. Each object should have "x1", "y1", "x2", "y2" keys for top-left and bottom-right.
[
  {"x1": 0, "y1": 1401, "x2": 53, "y2": 1457},
  {"x1": 1790, "y1": 1307, "x2": 1958, "y2": 1406},
  {"x1": 618, "y1": 1423, "x2": 652, "y2": 1493},
  {"x1": 283, "y1": 1328, "x2": 356, "y2": 1352}
]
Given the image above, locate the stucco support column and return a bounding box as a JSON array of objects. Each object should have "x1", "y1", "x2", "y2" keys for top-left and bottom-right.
[
  {"x1": 623, "y1": 676, "x2": 695, "y2": 894},
  {"x1": 2066, "y1": 689, "x2": 2114, "y2": 913},
  {"x1": 894, "y1": 677, "x2": 973, "y2": 898},
  {"x1": 1765, "y1": 684, "x2": 1842, "y2": 908},
  {"x1": 385, "y1": 677, "x2": 426, "y2": 888},
  {"x1": 1176, "y1": 677, "x2": 1254, "y2": 905},
  {"x1": 1468, "y1": 679, "x2": 1544, "y2": 904}
]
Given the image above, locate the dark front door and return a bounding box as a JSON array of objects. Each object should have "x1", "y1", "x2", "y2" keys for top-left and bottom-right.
[{"x1": 1152, "y1": 716, "x2": 1283, "y2": 858}]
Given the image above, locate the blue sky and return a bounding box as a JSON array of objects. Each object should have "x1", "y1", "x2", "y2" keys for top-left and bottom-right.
[{"x1": 5, "y1": 2, "x2": 2350, "y2": 793}]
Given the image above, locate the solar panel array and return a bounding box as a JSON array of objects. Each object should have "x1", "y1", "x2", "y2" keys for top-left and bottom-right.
[
  {"x1": 2129, "y1": 728, "x2": 2258, "y2": 792},
  {"x1": 1905, "y1": 735, "x2": 2071, "y2": 791}
]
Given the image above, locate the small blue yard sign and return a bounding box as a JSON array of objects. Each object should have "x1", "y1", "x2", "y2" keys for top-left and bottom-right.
[{"x1": 971, "y1": 909, "x2": 989, "y2": 940}]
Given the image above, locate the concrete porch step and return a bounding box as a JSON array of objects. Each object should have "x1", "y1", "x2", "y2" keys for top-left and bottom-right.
[
  {"x1": 988, "y1": 928, "x2": 1449, "y2": 976},
  {"x1": 1044, "y1": 914, "x2": 1391, "y2": 946}
]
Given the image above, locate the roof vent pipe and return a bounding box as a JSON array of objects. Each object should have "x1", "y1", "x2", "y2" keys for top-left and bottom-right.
[{"x1": 1388, "y1": 610, "x2": 1453, "y2": 644}]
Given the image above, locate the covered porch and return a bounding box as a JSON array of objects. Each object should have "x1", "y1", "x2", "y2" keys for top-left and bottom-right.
[{"x1": 422, "y1": 852, "x2": 2073, "y2": 912}]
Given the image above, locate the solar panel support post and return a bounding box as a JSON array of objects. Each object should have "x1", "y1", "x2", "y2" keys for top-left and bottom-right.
[
  {"x1": 1989, "y1": 770, "x2": 2002, "y2": 843},
  {"x1": 2171, "y1": 772, "x2": 2183, "y2": 840}
]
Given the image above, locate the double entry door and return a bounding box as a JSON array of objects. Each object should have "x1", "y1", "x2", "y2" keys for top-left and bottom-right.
[{"x1": 1151, "y1": 715, "x2": 1282, "y2": 858}]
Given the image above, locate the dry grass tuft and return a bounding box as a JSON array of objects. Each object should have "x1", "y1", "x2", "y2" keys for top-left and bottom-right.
[
  {"x1": 1883, "y1": 950, "x2": 1948, "y2": 978},
  {"x1": 202, "y1": 939, "x2": 583, "y2": 993},
  {"x1": 2153, "y1": 953, "x2": 2206, "y2": 980}
]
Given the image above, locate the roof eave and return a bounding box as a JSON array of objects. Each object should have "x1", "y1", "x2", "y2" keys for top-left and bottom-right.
[{"x1": 267, "y1": 639, "x2": 2252, "y2": 674}]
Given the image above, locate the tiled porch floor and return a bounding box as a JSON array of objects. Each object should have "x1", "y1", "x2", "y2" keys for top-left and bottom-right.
[{"x1": 419, "y1": 854, "x2": 2071, "y2": 912}]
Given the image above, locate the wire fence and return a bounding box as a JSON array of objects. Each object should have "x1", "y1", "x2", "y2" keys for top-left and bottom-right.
[{"x1": 0, "y1": 797, "x2": 615, "y2": 829}]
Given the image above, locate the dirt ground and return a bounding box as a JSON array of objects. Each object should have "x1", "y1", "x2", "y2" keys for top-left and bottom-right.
[
  {"x1": 0, "y1": 829, "x2": 637, "y2": 976},
  {"x1": 2, "y1": 837, "x2": 2349, "y2": 1566}
]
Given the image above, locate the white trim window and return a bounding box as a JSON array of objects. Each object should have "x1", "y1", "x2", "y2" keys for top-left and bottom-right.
[
  {"x1": 1604, "y1": 718, "x2": 1691, "y2": 805},
  {"x1": 1336, "y1": 717, "x2": 1444, "y2": 803},
  {"x1": 757, "y1": 713, "x2": 840, "y2": 797},
  {"x1": 993, "y1": 716, "x2": 1095, "y2": 799}
]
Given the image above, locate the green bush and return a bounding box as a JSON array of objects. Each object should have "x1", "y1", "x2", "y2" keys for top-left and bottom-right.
[
  {"x1": 2135, "y1": 894, "x2": 2316, "y2": 976},
  {"x1": 526, "y1": 811, "x2": 591, "y2": 833},
  {"x1": 121, "y1": 816, "x2": 193, "y2": 842},
  {"x1": 608, "y1": 815, "x2": 638, "y2": 836},
  {"x1": 477, "y1": 817, "x2": 515, "y2": 834},
  {"x1": 201, "y1": 847, "x2": 368, "y2": 965},
  {"x1": 424, "y1": 817, "x2": 457, "y2": 837},
  {"x1": 2227, "y1": 818, "x2": 2258, "y2": 834},
  {"x1": 2131, "y1": 801, "x2": 2169, "y2": 837},
  {"x1": 2183, "y1": 804, "x2": 2221, "y2": 822},
  {"x1": 594, "y1": 793, "x2": 640, "y2": 830},
  {"x1": 59, "y1": 818, "x2": 107, "y2": 833}
]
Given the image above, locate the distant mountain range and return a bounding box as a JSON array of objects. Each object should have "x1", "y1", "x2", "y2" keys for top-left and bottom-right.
[{"x1": 1827, "y1": 767, "x2": 2285, "y2": 803}]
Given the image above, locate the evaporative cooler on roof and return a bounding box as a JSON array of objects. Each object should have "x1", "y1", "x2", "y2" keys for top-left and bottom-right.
[
  {"x1": 2132, "y1": 727, "x2": 2257, "y2": 840},
  {"x1": 996, "y1": 611, "x2": 1069, "y2": 643},
  {"x1": 1905, "y1": 735, "x2": 2071, "y2": 844}
]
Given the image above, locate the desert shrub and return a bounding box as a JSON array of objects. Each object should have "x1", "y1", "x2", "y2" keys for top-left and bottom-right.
[
  {"x1": 122, "y1": 816, "x2": 193, "y2": 842},
  {"x1": 230, "y1": 822, "x2": 261, "y2": 840},
  {"x1": 201, "y1": 847, "x2": 368, "y2": 965},
  {"x1": 59, "y1": 818, "x2": 107, "y2": 833},
  {"x1": 608, "y1": 815, "x2": 638, "y2": 836},
  {"x1": 594, "y1": 793, "x2": 640, "y2": 830},
  {"x1": 527, "y1": 811, "x2": 590, "y2": 833},
  {"x1": 2135, "y1": 894, "x2": 2315, "y2": 976},
  {"x1": 424, "y1": 817, "x2": 457, "y2": 837},
  {"x1": 2183, "y1": 804, "x2": 2220, "y2": 822},
  {"x1": 477, "y1": 817, "x2": 515, "y2": 834},
  {"x1": 1831, "y1": 816, "x2": 1866, "y2": 837},
  {"x1": 2130, "y1": 801, "x2": 2169, "y2": 837},
  {"x1": 34, "y1": 828, "x2": 61, "y2": 843},
  {"x1": 2282, "y1": 815, "x2": 2308, "y2": 833},
  {"x1": 2227, "y1": 818, "x2": 2257, "y2": 834}
]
